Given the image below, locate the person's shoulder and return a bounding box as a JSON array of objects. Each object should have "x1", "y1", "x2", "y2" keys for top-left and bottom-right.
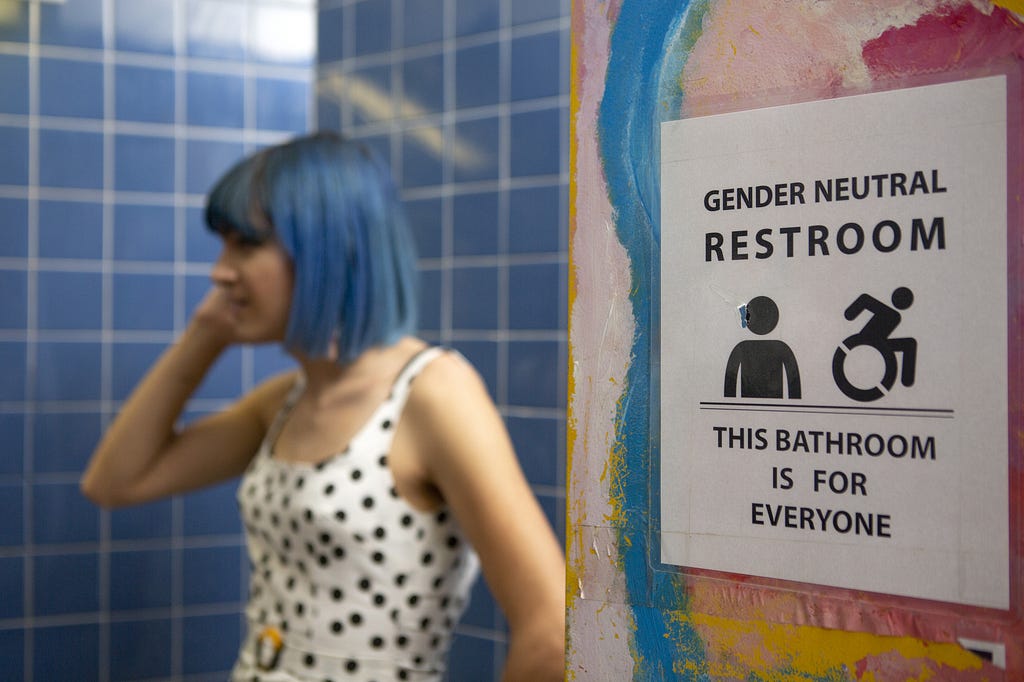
[
  {"x1": 242, "y1": 369, "x2": 302, "y2": 426},
  {"x1": 406, "y1": 349, "x2": 490, "y2": 421}
]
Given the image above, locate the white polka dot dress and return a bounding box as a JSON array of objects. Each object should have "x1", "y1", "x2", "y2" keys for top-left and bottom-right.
[{"x1": 231, "y1": 347, "x2": 480, "y2": 682}]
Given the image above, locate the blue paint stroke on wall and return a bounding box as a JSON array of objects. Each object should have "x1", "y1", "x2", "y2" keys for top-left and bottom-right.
[{"x1": 597, "y1": 1, "x2": 711, "y2": 679}]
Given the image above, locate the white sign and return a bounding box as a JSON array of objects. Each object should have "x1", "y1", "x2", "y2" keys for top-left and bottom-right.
[{"x1": 659, "y1": 76, "x2": 1009, "y2": 609}]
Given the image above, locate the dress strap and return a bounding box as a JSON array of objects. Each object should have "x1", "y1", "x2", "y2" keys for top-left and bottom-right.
[
  {"x1": 387, "y1": 346, "x2": 449, "y2": 411},
  {"x1": 261, "y1": 375, "x2": 305, "y2": 455}
]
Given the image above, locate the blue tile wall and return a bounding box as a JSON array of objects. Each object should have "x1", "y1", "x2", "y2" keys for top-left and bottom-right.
[
  {"x1": 317, "y1": 1, "x2": 568, "y2": 679},
  {"x1": 1, "y1": 1, "x2": 313, "y2": 679},
  {"x1": 2, "y1": 0, "x2": 566, "y2": 679}
]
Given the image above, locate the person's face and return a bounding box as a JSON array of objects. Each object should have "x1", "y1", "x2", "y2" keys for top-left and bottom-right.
[{"x1": 210, "y1": 232, "x2": 294, "y2": 343}]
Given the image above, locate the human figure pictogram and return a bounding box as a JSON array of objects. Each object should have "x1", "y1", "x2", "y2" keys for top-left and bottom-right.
[
  {"x1": 832, "y1": 286, "x2": 917, "y2": 402},
  {"x1": 724, "y1": 295, "x2": 801, "y2": 399}
]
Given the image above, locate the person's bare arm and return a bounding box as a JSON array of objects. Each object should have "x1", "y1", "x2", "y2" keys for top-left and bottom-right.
[
  {"x1": 405, "y1": 354, "x2": 565, "y2": 681},
  {"x1": 81, "y1": 290, "x2": 291, "y2": 508}
]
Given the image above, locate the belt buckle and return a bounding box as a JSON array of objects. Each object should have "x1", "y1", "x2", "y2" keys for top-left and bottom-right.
[{"x1": 255, "y1": 626, "x2": 283, "y2": 671}]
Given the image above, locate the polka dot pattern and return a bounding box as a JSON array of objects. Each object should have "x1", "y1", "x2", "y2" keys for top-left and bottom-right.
[{"x1": 233, "y1": 348, "x2": 479, "y2": 681}]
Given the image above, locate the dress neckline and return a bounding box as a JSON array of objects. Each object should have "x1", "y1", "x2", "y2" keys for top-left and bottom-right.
[{"x1": 263, "y1": 346, "x2": 442, "y2": 469}]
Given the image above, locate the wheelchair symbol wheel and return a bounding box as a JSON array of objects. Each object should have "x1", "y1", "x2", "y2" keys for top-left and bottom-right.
[{"x1": 832, "y1": 339, "x2": 899, "y2": 402}]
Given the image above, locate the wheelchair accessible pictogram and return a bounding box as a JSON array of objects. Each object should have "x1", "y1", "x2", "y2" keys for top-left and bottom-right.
[{"x1": 832, "y1": 287, "x2": 917, "y2": 402}]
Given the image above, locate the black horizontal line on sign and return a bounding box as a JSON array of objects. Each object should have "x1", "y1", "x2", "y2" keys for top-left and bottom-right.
[{"x1": 698, "y1": 402, "x2": 954, "y2": 418}]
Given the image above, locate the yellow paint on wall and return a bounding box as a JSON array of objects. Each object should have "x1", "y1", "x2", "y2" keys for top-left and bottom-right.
[
  {"x1": 668, "y1": 611, "x2": 986, "y2": 680},
  {"x1": 992, "y1": 0, "x2": 1024, "y2": 16}
]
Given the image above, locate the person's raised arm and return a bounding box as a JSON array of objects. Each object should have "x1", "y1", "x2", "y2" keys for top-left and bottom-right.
[
  {"x1": 81, "y1": 288, "x2": 289, "y2": 508},
  {"x1": 404, "y1": 354, "x2": 565, "y2": 681}
]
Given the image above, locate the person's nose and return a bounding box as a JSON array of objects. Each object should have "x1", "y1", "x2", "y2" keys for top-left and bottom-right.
[{"x1": 210, "y1": 248, "x2": 239, "y2": 286}]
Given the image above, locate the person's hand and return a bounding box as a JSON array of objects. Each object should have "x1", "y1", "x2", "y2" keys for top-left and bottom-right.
[{"x1": 188, "y1": 286, "x2": 242, "y2": 349}]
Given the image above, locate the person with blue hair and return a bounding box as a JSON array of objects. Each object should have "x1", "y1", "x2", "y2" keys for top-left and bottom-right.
[{"x1": 82, "y1": 132, "x2": 565, "y2": 681}]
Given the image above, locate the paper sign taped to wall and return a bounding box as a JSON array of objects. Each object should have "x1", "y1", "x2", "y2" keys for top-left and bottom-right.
[{"x1": 659, "y1": 76, "x2": 1009, "y2": 609}]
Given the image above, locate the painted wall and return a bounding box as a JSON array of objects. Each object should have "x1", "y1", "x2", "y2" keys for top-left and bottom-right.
[
  {"x1": 315, "y1": 0, "x2": 570, "y2": 678},
  {"x1": 0, "y1": 0, "x2": 314, "y2": 679},
  {"x1": 568, "y1": 1, "x2": 1023, "y2": 679}
]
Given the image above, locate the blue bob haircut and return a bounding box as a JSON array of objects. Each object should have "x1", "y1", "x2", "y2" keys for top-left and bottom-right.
[{"x1": 204, "y1": 132, "x2": 418, "y2": 361}]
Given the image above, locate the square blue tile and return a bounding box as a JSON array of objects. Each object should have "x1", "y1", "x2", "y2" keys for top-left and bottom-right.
[
  {"x1": 0, "y1": 4, "x2": 29, "y2": 43},
  {"x1": 39, "y1": 200, "x2": 104, "y2": 260},
  {"x1": 417, "y1": 268, "x2": 441, "y2": 332},
  {"x1": 115, "y1": 134, "x2": 175, "y2": 193},
  {"x1": 0, "y1": 126, "x2": 29, "y2": 186},
  {"x1": 184, "y1": 480, "x2": 242, "y2": 536},
  {"x1": 317, "y1": 91, "x2": 342, "y2": 131},
  {"x1": 188, "y1": 0, "x2": 247, "y2": 60},
  {"x1": 453, "y1": 191, "x2": 499, "y2": 256},
  {"x1": 114, "y1": 0, "x2": 175, "y2": 54},
  {"x1": 538, "y1": 491, "x2": 563, "y2": 544},
  {"x1": 403, "y1": 0, "x2": 443, "y2": 47},
  {"x1": 0, "y1": 343, "x2": 26, "y2": 402},
  {"x1": 450, "y1": 341, "x2": 497, "y2": 401},
  {"x1": 511, "y1": 31, "x2": 561, "y2": 102},
  {"x1": 250, "y1": 4, "x2": 314, "y2": 66},
  {"x1": 507, "y1": 416, "x2": 558, "y2": 486},
  {"x1": 34, "y1": 624, "x2": 99, "y2": 682},
  {"x1": 40, "y1": 0, "x2": 104, "y2": 50},
  {"x1": 186, "y1": 206, "x2": 221, "y2": 263},
  {"x1": 185, "y1": 139, "x2": 245, "y2": 195},
  {"x1": 110, "y1": 549, "x2": 173, "y2": 610},
  {"x1": 453, "y1": 117, "x2": 499, "y2": 182},
  {"x1": 405, "y1": 198, "x2": 442, "y2": 260},
  {"x1": 354, "y1": 0, "x2": 390, "y2": 56},
  {"x1": 252, "y1": 344, "x2": 296, "y2": 383},
  {"x1": 111, "y1": 342, "x2": 165, "y2": 401},
  {"x1": 512, "y1": 0, "x2": 565, "y2": 24},
  {"x1": 353, "y1": 134, "x2": 391, "y2": 170},
  {"x1": 510, "y1": 108, "x2": 561, "y2": 177},
  {"x1": 183, "y1": 545, "x2": 243, "y2": 604},
  {"x1": 115, "y1": 64, "x2": 175, "y2": 124},
  {"x1": 32, "y1": 482, "x2": 99, "y2": 544},
  {"x1": 508, "y1": 185, "x2": 562, "y2": 254},
  {"x1": 37, "y1": 271, "x2": 102, "y2": 330},
  {"x1": 509, "y1": 262, "x2": 560, "y2": 329},
  {"x1": 459, "y1": 573, "x2": 498, "y2": 629},
  {"x1": 111, "y1": 498, "x2": 172, "y2": 540},
  {"x1": 0, "y1": 414, "x2": 23, "y2": 474},
  {"x1": 187, "y1": 72, "x2": 244, "y2": 128},
  {"x1": 455, "y1": 43, "x2": 500, "y2": 109},
  {"x1": 317, "y1": 5, "x2": 344, "y2": 63},
  {"x1": 256, "y1": 77, "x2": 309, "y2": 132},
  {"x1": 446, "y1": 633, "x2": 498, "y2": 680},
  {"x1": 456, "y1": 0, "x2": 500, "y2": 36},
  {"x1": 39, "y1": 129, "x2": 103, "y2": 189},
  {"x1": 33, "y1": 411, "x2": 102, "y2": 474},
  {"x1": 452, "y1": 266, "x2": 498, "y2": 330},
  {"x1": 0, "y1": 269, "x2": 27, "y2": 329},
  {"x1": 403, "y1": 54, "x2": 444, "y2": 116},
  {"x1": 348, "y1": 65, "x2": 392, "y2": 125},
  {"x1": 40, "y1": 58, "x2": 104, "y2": 119},
  {"x1": 113, "y1": 203, "x2": 175, "y2": 261},
  {"x1": 0, "y1": 556, "x2": 23, "y2": 618},
  {"x1": 35, "y1": 341, "x2": 102, "y2": 400},
  {"x1": 0, "y1": 55, "x2": 28, "y2": 115},
  {"x1": 182, "y1": 613, "x2": 242, "y2": 675},
  {"x1": 402, "y1": 129, "x2": 443, "y2": 188},
  {"x1": 33, "y1": 552, "x2": 99, "y2": 615},
  {"x1": 507, "y1": 340, "x2": 560, "y2": 408},
  {"x1": 0, "y1": 484, "x2": 22, "y2": 546},
  {"x1": 110, "y1": 619, "x2": 173, "y2": 681},
  {"x1": 194, "y1": 346, "x2": 243, "y2": 400},
  {"x1": 0, "y1": 199, "x2": 28, "y2": 257},
  {"x1": 113, "y1": 273, "x2": 175, "y2": 331}
]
